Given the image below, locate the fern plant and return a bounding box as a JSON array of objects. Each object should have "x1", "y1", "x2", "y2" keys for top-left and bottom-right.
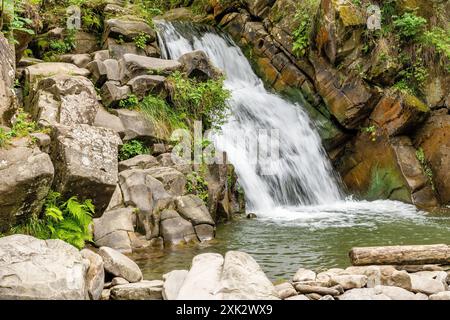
[{"x1": 10, "y1": 192, "x2": 95, "y2": 250}]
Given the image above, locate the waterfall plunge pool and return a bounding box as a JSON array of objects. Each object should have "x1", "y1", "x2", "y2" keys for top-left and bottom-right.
[
  {"x1": 134, "y1": 200, "x2": 450, "y2": 281},
  {"x1": 132, "y1": 22, "x2": 450, "y2": 281}
]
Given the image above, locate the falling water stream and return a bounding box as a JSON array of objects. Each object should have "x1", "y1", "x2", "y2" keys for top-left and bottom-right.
[{"x1": 133, "y1": 21, "x2": 450, "y2": 280}]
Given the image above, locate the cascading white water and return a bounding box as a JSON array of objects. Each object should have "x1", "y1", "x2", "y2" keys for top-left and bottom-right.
[
  {"x1": 157, "y1": 21, "x2": 343, "y2": 212},
  {"x1": 156, "y1": 21, "x2": 425, "y2": 221}
]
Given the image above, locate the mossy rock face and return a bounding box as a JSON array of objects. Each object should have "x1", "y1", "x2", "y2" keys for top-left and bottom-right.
[
  {"x1": 414, "y1": 110, "x2": 450, "y2": 206},
  {"x1": 331, "y1": 0, "x2": 365, "y2": 27},
  {"x1": 337, "y1": 134, "x2": 413, "y2": 203},
  {"x1": 338, "y1": 132, "x2": 438, "y2": 207},
  {"x1": 369, "y1": 91, "x2": 429, "y2": 137}
]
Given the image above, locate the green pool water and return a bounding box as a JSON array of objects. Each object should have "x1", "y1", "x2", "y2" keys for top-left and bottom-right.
[{"x1": 133, "y1": 200, "x2": 450, "y2": 281}]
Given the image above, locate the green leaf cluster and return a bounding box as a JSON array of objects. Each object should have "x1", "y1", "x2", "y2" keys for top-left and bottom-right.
[
  {"x1": 10, "y1": 192, "x2": 95, "y2": 250},
  {"x1": 119, "y1": 139, "x2": 149, "y2": 161}
]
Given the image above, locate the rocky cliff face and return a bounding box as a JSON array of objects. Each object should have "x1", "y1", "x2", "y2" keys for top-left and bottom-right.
[
  {"x1": 183, "y1": 0, "x2": 449, "y2": 209},
  {"x1": 0, "y1": 1, "x2": 245, "y2": 245}
]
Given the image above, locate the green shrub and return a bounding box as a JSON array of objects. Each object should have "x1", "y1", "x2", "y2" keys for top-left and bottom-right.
[
  {"x1": 292, "y1": 0, "x2": 319, "y2": 57},
  {"x1": 119, "y1": 140, "x2": 149, "y2": 161},
  {"x1": 0, "y1": 109, "x2": 41, "y2": 148},
  {"x1": 41, "y1": 29, "x2": 76, "y2": 61},
  {"x1": 186, "y1": 171, "x2": 209, "y2": 203},
  {"x1": 119, "y1": 94, "x2": 140, "y2": 109},
  {"x1": 393, "y1": 12, "x2": 427, "y2": 40},
  {"x1": 168, "y1": 72, "x2": 230, "y2": 130},
  {"x1": 133, "y1": 32, "x2": 150, "y2": 49},
  {"x1": 10, "y1": 192, "x2": 94, "y2": 250},
  {"x1": 423, "y1": 27, "x2": 450, "y2": 60},
  {"x1": 393, "y1": 61, "x2": 428, "y2": 95}
]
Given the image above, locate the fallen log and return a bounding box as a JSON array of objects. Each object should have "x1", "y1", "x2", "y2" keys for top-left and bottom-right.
[{"x1": 349, "y1": 244, "x2": 450, "y2": 266}]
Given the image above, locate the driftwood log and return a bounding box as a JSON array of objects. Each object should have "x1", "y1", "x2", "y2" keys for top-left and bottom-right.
[{"x1": 349, "y1": 244, "x2": 450, "y2": 266}]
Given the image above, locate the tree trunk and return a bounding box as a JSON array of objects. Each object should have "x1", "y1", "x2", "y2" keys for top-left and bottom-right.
[{"x1": 349, "y1": 244, "x2": 450, "y2": 266}]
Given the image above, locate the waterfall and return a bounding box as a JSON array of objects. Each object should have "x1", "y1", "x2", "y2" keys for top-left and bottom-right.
[{"x1": 156, "y1": 21, "x2": 344, "y2": 212}]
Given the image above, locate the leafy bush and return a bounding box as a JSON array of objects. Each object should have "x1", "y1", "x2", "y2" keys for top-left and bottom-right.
[
  {"x1": 41, "y1": 29, "x2": 76, "y2": 61},
  {"x1": 423, "y1": 27, "x2": 450, "y2": 60},
  {"x1": 186, "y1": 171, "x2": 209, "y2": 203},
  {"x1": 0, "y1": 109, "x2": 41, "y2": 148},
  {"x1": 393, "y1": 12, "x2": 427, "y2": 39},
  {"x1": 119, "y1": 140, "x2": 149, "y2": 161},
  {"x1": 10, "y1": 192, "x2": 94, "y2": 250},
  {"x1": 292, "y1": 0, "x2": 319, "y2": 57},
  {"x1": 393, "y1": 61, "x2": 428, "y2": 95},
  {"x1": 168, "y1": 72, "x2": 230, "y2": 130},
  {"x1": 119, "y1": 94, "x2": 140, "y2": 109},
  {"x1": 134, "y1": 32, "x2": 150, "y2": 49}
]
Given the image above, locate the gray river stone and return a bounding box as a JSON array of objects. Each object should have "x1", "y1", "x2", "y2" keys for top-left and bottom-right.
[
  {"x1": 99, "y1": 246, "x2": 143, "y2": 283},
  {"x1": 0, "y1": 235, "x2": 88, "y2": 300}
]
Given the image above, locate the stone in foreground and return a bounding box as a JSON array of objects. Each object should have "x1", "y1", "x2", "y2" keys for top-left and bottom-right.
[
  {"x1": 98, "y1": 247, "x2": 143, "y2": 283},
  {"x1": 220, "y1": 251, "x2": 280, "y2": 300},
  {"x1": 162, "y1": 270, "x2": 189, "y2": 300},
  {"x1": 176, "y1": 253, "x2": 224, "y2": 300},
  {"x1": 110, "y1": 280, "x2": 164, "y2": 300},
  {"x1": 0, "y1": 235, "x2": 88, "y2": 300}
]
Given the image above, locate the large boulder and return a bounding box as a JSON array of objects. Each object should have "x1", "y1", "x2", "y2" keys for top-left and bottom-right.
[
  {"x1": 23, "y1": 63, "x2": 90, "y2": 96},
  {"x1": 175, "y1": 195, "x2": 215, "y2": 226},
  {"x1": 178, "y1": 50, "x2": 223, "y2": 81},
  {"x1": 160, "y1": 209, "x2": 197, "y2": 246},
  {"x1": 28, "y1": 75, "x2": 99, "y2": 128},
  {"x1": 127, "y1": 75, "x2": 167, "y2": 99},
  {"x1": 59, "y1": 54, "x2": 92, "y2": 69},
  {"x1": 51, "y1": 124, "x2": 121, "y2": 215},
  {"x1": 110, "y1": 280, "x2": 164, "y2": 300},
  {"x1": 93, "y1": 207, "x2": 136, "y2": 253},
  {"x1": 311, "y1": 57, "x2": 375, "y2": 129},
  {"x1": 312, "y1": 0, "x2": 365, "y2": 64},
  {"x1": 80, "y1": 249, "x2": 105, "y2": 300},
  {"x1": 176, "y1": 253, "x2": 224, "y2": 300},
  {"x1": 370, "y1": 93, "x2": 429, "y2": 137},
  {"x1": 87, "y1": 59, "x2": 121, "y2": 87},
  {"x1": 176, "y1": 251, "x2": 280, "y2": 300},
  {"x1": 100, "y1": 81, "x2": 131, "y2": 108},
  {"x1": 119, "y1": 169, "x2": 173, "y2": 239},
  {"x1": 162, "y1": 270, "x2": 188, "y2": 300},
  {"x1": 414, "y1": 109, "x2": 450, "y2": 205},
  {"x1": 119, "y1": 54, "x2": 182, "y2": 83},
  {"x1": 115, "y1": 109, "x2": 160, "y2": 142},
  {"x1": 0, "y1": 146, "x2": 54, "y2": 232},
  {"x1": 94, "y1": 106, "x2": 126, "y2": 137},
  {"x1": 0, "y1": 32, "x2": 16, "y2": 125},
  {"x1": 0, "y1": 235, "x2": 88, "y2": 300},
  {"x1": 145, "y1": 167, "x2": 186, "y2": 196},
  {"x1": 98, "y1": 246, "x2": 143, "y2": 283},
  {"x1": 103, "y1": 18, "x2": 156, "y2": 43},
  {"x1": 119, "y1": 154, "x2": 159, "y2": 172},
  {"x1": 337, "y1": 133, "x2": 438, "y2": 207},
  {"x1": 220, "y1": 251, "x2": 280, "y2": 300},
  {"x1": 410, "y1": 271, "x2": 447, "y2": 295}
]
